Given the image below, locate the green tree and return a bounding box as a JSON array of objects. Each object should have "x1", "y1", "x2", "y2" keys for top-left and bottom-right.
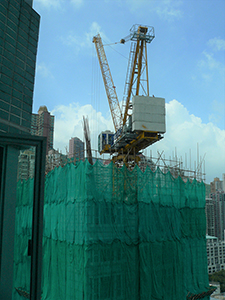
[{"x1": 209, "y1": 270, "x2": 225, "y2": 292}]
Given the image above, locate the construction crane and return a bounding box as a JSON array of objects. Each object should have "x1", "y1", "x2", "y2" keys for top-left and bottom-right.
[
  {"x1": 93, "y1": 24, "x2": 165, "y2": 165},
  {"x1": 83, "y1": 116, "x2": 93, "y2": 165}
]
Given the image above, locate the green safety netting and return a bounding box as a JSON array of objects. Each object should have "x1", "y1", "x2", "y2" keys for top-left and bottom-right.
[
  {"x1": 13, "y1": 178, "x2": 34, "y2": 300},
  {"x1": 14, "y1": 160, "x2": 210, "y2": 300}
]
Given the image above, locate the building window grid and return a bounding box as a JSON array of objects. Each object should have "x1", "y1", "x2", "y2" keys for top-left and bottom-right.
[
  {"x1": 0, "y1": 1, "x2": 39, "y2": 134},
  {"x1": 207, "y1": 239, "x2": 225, "y2": 274}
]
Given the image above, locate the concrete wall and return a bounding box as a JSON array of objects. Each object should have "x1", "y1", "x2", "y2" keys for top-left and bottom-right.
[{"x1": 132, "y1": 96, "x2": 166, "y2": 133}]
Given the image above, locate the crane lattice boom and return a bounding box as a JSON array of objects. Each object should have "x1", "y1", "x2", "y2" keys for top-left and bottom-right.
[{"x1": 92, "y1": 34, "x2": 122, "y2": 132}]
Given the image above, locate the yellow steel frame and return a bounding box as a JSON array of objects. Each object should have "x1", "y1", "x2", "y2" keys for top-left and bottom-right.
[
  {"x1": 122, "y1": 39, "x2": 140, "y2": 127},
  {"x1": 122, "y1": 26, "x2": 149, "y2": 127},
  {"x1": 124, "y1": 131, "x2": 159, "y2": 153},
  {"x1": 92, "y1": 35, "x2": 122, "y2": 132},
  {"x1": 101, "y1": 131, "x2": 161, "y2": 156}
]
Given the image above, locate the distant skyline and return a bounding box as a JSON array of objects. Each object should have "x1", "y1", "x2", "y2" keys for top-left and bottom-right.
[{"x1": 32, "y1": 0, "x2": 225, "y2": 183}]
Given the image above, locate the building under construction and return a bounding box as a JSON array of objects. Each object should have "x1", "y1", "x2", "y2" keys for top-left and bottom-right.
[{"x1": 13, "y1": 159, "x2": 214, "y2": 300}]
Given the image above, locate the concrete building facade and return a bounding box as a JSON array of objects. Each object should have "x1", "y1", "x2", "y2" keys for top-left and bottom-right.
[
  {"x1": 31, "y1": 105, "x2": 54, "y2": 153},
  {"x1": 17, "y1": 148, "x2": 35, "y2": 180},
  {"x1": 206, "y1": 192, "x2": 225, "y2": 241},
  {"x1": 45, "y1": 148, "x2": 67, "y2": 174},
  {"x1": 0, "y1": 0, "x2": 40, "y2": 134},
  {"x1": 211, "y1": 177, "x2": 223, "y2": 193},
  {"x1": 207, "y1": 236, "x2": 225, "y2": 274},
  {"x1": 210, "y1": 192, "x2": 225, "y2": 240},
  {"x1": 206, "y1": 197, "x2": 216, "y2": 237},
  {"x1": 69, "y1": 137, "x2": 84, "y2": 160}
]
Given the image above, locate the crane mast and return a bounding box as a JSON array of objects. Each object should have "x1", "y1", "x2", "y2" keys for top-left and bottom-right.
[
  {"x1": 122, "y1": 25, "x2": 154, "y2": 127},
  {"x1": 92, "y1": 34, "x2": 122, "y2": 132}
]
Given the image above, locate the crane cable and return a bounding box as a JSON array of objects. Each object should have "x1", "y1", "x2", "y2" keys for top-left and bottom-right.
[
  {"x1": 103, "y1": 41, "x2": 120, "y2": 46},
  {"x1": 91, "y1": 45, "x2": 95, "y2": 140},
  {"x1": 91, "y1": 43, "x2": 102, "y2": 151},
  {"x1": 102, "y1": 39, "x2": 129, "y2": 60},
  {"x1": 91, "y1": 45, "x2": 98, "y2": 149}
]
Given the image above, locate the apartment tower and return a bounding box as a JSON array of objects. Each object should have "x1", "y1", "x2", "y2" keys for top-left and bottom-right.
[
  {"x1": 0, "y1": 1, "x2": 42, "y2": 298},
  {"x1": 31, "y1": 105, "x2": 54, "y2": 153},
  {"x1": 0, "y1": 0, "x2": 40, "y2": 134},
  {"x1": 69, "y1": 137, "x2": 84, "y2": 160}
]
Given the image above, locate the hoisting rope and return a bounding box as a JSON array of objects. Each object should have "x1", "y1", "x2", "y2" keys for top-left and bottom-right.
[{"x1": 103, "y1": 39, "x2": 129, "y2": 60}]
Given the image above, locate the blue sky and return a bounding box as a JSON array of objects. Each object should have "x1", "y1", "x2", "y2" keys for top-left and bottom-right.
[{"x1": 32, "y1": 0, "x2": 225, "y2": 183}]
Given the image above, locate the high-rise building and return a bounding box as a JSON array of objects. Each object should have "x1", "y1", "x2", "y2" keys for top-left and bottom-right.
[
  {"x1": 0, "y1": 1, "x2": 44, "y2": 298},
  {"x1": 205, "y1": 197, "x2": 216, "y2": 237},
  {"x1": 207, "y1": 236, "x2": 225, "y2": 274},
  {"x1": 69, "y1": 137, "x2": 84, "y2": 160},
  {"x1": 211, "y1": 177, "x2": 223, "y2": 193},
  {"x1": 31, "y1": 106, "x2": 54, "y2": 153},
  {"x1": 0, "y1": 0, "x2": 40, "y2": 134},
  {"x1": 206, "y1": 192, "x2": 225, "y2": 240},
  {"x1": 45, "y1": 149, "x2": 67, "y2": 174}
]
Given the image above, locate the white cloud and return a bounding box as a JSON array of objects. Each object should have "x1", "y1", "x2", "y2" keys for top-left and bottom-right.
[
  {"x1": 52, "y1": 103, "x2": 113, "y2": 153},
  {"x1": 125, "y1": 0, "x2": 183, "y2": 20},
  {"x1": 150, "y1": 99, "x2": 225, "y2": 183},
  {"x1": 209, "y1": 99, "x2": 225, "y2": 126},
  {"x1": 36, "y1": 62, "x2": 54, "y2": 78},
  {"x1": 60, "y1": 22, "x2": 109, "y2": 53},
  {"x1": 35, "y1": 0, "x2": 83, "y2": 9},
  {"x1": 85, "y1": 22, "x2": 109, "y2": 44},
  {"x1": 198, "y1": 51, "x2": 220, "y2": 71},
  {"x1": 35, "y1": 0, "x2": 62, "y2": 8},
  {"x1": 52, "y1": 99, "x2": 225, "y2": 183},
  {"x1": 70, "y1": 0, "x2": 84, "y2": 8},
  {"x1": 208, "y1": 37, "x2": 225, "y2": 52},
  {"x1": 197, "y1": 50, "x2": 225, "y2": 82},
  {"x1": 125, "y1": 0, "x2": 148, "y2": 11},
  {"x1": 156, "y1": 0, "x2": 183, "y2": 20},
  {"x1": 60, "y1": 31, "x2": 80, "y2": 47},
  {"x1": 196, "y1": 37, "x2": 225, "y2": 82},
  {"x1": 211, "y1": 99, "x2": 225, "y2": 114}
]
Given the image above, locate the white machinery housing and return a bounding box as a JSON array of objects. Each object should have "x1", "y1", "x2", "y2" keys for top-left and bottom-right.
[{"x1": 132, "y1": 96, "x2": 165, "y2": 133}]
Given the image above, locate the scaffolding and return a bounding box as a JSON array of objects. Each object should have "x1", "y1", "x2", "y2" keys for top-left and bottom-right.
[
  {"x1": 138, "y1": 150, "x2": 206, "y2": 182},
  {"x1": 14, "y1": 160, "x2": 210, "y2": 300}
]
